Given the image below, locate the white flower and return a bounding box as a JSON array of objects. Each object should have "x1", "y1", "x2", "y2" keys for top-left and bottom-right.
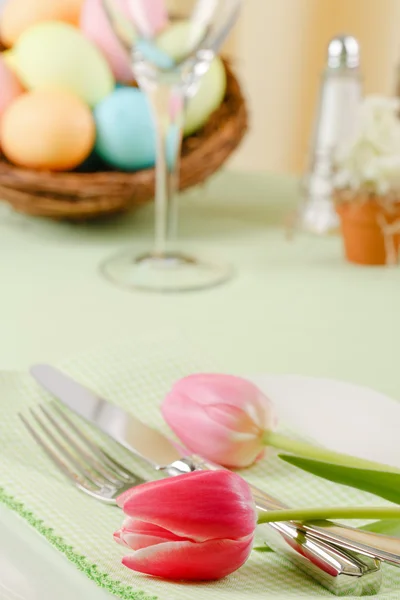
[{"x1": 334, "y1": 95, "x2": 400, "y2": 195}]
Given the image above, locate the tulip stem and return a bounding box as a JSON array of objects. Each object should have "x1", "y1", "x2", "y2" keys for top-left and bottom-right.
[
  {"x1": 258, "y1": 506, "x2": 400, "y2": 524},
  {"x1": 262, "y1": 431, "x2": 400, "y2": 473}
]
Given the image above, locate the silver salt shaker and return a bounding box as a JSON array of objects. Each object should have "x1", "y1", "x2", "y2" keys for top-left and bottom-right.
[{"x1": 297, "y1": 35, "x2": 362, "y2": 234}]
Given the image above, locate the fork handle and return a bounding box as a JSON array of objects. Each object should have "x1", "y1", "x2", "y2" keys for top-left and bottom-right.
[
  {"x1": 302, "y1": 521, "x2": 400, "y2": 566},
  {"x1": 163, "y1": 456, "x2": 382, "y2": 596}
]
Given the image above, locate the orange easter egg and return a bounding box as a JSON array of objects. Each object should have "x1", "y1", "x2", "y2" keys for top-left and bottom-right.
[
  {"x1": 0, "y1": 55, "x2": 24, "y2": 117},
  {"x1": 0, "y1": 0, "x2": 84, "y2": 47},
  {"x1": 1, "y1": 89, "x2": 95, "y2": 171}
]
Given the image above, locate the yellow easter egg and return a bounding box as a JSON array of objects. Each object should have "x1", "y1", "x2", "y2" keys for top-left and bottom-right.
[
  {"x1": 12, "y1": 21, "x2": 114, "y2": 107},
  {"x1": 1, "y1": 89, "x2": 96, "y2": 171},
  {"x1": 0, "y1": 0, "x2": 84, "y2": 47}
]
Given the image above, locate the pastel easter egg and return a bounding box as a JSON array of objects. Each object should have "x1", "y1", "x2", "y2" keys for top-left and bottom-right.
[
  {"x1": 1, "y1": 89, "x2": 96, "y2": 170},
  {"x1": 12, "y1": 22, "x2": 114, "y2": 107},
  {"x1": 136, "y1": 21, "x2": 194, "y2": 70},
  {"x1": 121, "y1": 0, "x2": 168, "y2": 36},
  {"x1": 94, "y1": 87, "x2": 155, "y2": 170},
  {"x1": 80, "y1": 0, "x2": 134, "y2": 83},
  {"x1": 0, "y1": 0, "x2": 84, "y2": 47},
  {"x1": 140, "y1": 20, "x2": 226, "y2": 135},
  {"x1": 0, "y1": 56, "x2": 24, "y2": 118},
  {"x1": 184, "y1": 57, "x2": 226, "y2": 136},
  {"x1": 156, "y1": 20, "x2": 195, "y2": 63}
]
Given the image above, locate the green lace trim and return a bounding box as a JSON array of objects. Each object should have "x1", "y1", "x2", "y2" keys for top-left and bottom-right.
[{"x1": 0, "y1": 486, "x2": 157, "y2": 600}]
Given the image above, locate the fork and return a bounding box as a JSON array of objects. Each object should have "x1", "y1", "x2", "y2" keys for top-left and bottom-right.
[{"x1": 19, "y1": 403, "x2": 145, "y2": 504}]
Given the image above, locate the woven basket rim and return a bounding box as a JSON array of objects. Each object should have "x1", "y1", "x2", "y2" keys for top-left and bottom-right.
[{"x1": 0, "y1": 60, "x2": 248, "y2": 219}]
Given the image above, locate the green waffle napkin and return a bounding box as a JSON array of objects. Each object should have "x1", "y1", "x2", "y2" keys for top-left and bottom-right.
[{"x1": 1, "y1": 334, "x2": 400, "y2": 599}]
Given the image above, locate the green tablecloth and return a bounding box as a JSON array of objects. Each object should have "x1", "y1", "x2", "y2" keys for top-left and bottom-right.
[{"x1": 1, "y1": 169, "x2": 399, "y2": 398}]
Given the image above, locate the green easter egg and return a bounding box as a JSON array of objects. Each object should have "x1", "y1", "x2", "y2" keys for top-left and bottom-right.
[
  {"x1": 136, "y1": 21, "x2": 206, "y2": 69},
  {"x1": 136, "y1": 20, "x2": 226, "y2": 135},
  {"x1": 13, "y1": 21, "x2": 114, "y2": 107},
  {"x1": 184, "y1": 57, "x2": 227, "y2": 136},
  {"x1": 157, "y1": 20, "x2": 198, "y2": 63}
]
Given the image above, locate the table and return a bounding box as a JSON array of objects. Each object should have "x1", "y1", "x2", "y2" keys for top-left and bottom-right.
[
  {"x1": 1, "y1": 169, "x2": 400, "y2": 599},
  {"x1": 1, "y1": 170, "x2": 400, "y2": 395}
]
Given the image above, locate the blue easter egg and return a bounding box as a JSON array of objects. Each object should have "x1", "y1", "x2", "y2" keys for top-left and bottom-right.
[{"x1": 94, "y1": 87, "x2": 156, "y2": 170}]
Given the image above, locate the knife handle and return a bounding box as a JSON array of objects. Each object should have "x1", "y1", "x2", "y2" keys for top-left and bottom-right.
[{"x1": 163, "y1": 457, "x2": 382, "y2": 596}]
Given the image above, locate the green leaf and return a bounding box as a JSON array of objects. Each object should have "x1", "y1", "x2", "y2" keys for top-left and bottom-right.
[
  {"x1": 279, "y1": 454, "x2": 400, "y2": 505},
  {"x1": 361, "y1": 519, "x2": 400, "y2": 536}
]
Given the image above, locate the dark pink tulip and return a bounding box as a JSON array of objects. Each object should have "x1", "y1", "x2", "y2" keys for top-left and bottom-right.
[{"x1": 115, "y1": 470, "x2": 257, "y2": 580}]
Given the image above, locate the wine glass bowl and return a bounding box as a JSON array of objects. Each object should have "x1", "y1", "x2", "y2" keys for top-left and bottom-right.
[{"x1": 100, "y1": 0, "x2": 242, "y2": 292}]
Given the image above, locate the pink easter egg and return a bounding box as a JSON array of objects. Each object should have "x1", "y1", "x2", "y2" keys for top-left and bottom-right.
[
  {"x1": 0, "y1": 55, "x2": 24, "y2": 118},
  {"x1": 80, "y1": 0, "x2": 133, "y2": 83},
  {"x1": 144, "y1": 0, "x2": 168, "y2": 33}
]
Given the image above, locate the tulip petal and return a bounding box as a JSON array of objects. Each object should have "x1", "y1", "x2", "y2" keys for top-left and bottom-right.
[
  {"x1": 203, "y1": 403, "x2": 262, "y2": 435},
  {"x1": 162, "y1": 393, "x2": 264, "y2": 467},
  {"x1": 119, "y1": 470, "x2": 257, "y2": 542},
  {"x1": 116, "y1": 518, "x2": 193, "y2": 550},
  {"x1": 116, "y1": 487, "x2": 137, "y2": 508},
  {"x1": 113, "y1": 530, "x2": 127, "y2": 547},
  {"x1": 170, "y1": 374, "x2": 276, "y2": 429},
  {"x1": 122, "y1": 535, "x2": 254, "y2": 580}
]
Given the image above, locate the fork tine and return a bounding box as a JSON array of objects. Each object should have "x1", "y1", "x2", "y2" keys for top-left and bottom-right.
[
  {"x1": 27, "y1": 407, "x2": 103, "y2": 488},
  {"x1": 19, "y1": 413, "x2": 94, "y2": 493},
  {"x1": 93, "y1": 449, "x2": 142, "y2": 483},
  {"x1": 38, "y1": 404, "x2": 120, "y2": 485},
  {"x1": 50, "y1": 403, "x2": 142, "y2": 483}
]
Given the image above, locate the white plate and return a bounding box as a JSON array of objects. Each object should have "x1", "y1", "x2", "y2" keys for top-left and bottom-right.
[
  {"x1": 1, "y1": 375, "x2": 400, "y2": 599},
  {"x1": 252, "y1": 374, "x2": 400, "y2": 469}
]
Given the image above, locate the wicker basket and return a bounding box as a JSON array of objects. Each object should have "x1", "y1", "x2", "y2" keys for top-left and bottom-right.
[{"x1": 0, "y1": 61, "x2": 247, "y2": 220}]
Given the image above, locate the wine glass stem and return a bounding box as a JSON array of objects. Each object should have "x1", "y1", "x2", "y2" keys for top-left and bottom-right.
[{"x1": 147, "y1": 83, "x2": 185, "y2": 257}]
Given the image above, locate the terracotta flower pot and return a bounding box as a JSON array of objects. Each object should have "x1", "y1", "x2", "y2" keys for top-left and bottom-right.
[{"x1": 336, "y1": 198, "x2": 400, "y2": 265}]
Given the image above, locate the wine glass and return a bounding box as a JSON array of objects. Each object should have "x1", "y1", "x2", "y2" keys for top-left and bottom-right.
[{"x1": 100, "y1": 0, "x2": 242, "y2": 292}]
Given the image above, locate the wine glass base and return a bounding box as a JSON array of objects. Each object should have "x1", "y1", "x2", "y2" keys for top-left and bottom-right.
[{"x1": 100, "y1": 250, "x2": 233, "y2": 293}]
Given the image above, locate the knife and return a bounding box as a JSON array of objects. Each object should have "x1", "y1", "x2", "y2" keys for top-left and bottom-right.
[{"x1": 30, "y1": 364, "x2": 383, "y2": 596}]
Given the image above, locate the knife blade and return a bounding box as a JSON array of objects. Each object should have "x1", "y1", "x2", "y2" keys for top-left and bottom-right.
[
  {"x1": 30, "y1": 364, "x2": 383, "y2": 595},
  {"x1": 30, "y1": 364, "x2": 180, "y2": 467}
]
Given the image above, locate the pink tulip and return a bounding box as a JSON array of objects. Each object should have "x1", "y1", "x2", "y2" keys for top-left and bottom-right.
[
  {"x1": 162, "y1": 374, "x2": 390, "y2": 473},
  {"x1": 114, "y1": 470, "x2": 257, "y2": 580},
  {"x1": 161, "y1": 374, "x2": 278, "y2": 468}
]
